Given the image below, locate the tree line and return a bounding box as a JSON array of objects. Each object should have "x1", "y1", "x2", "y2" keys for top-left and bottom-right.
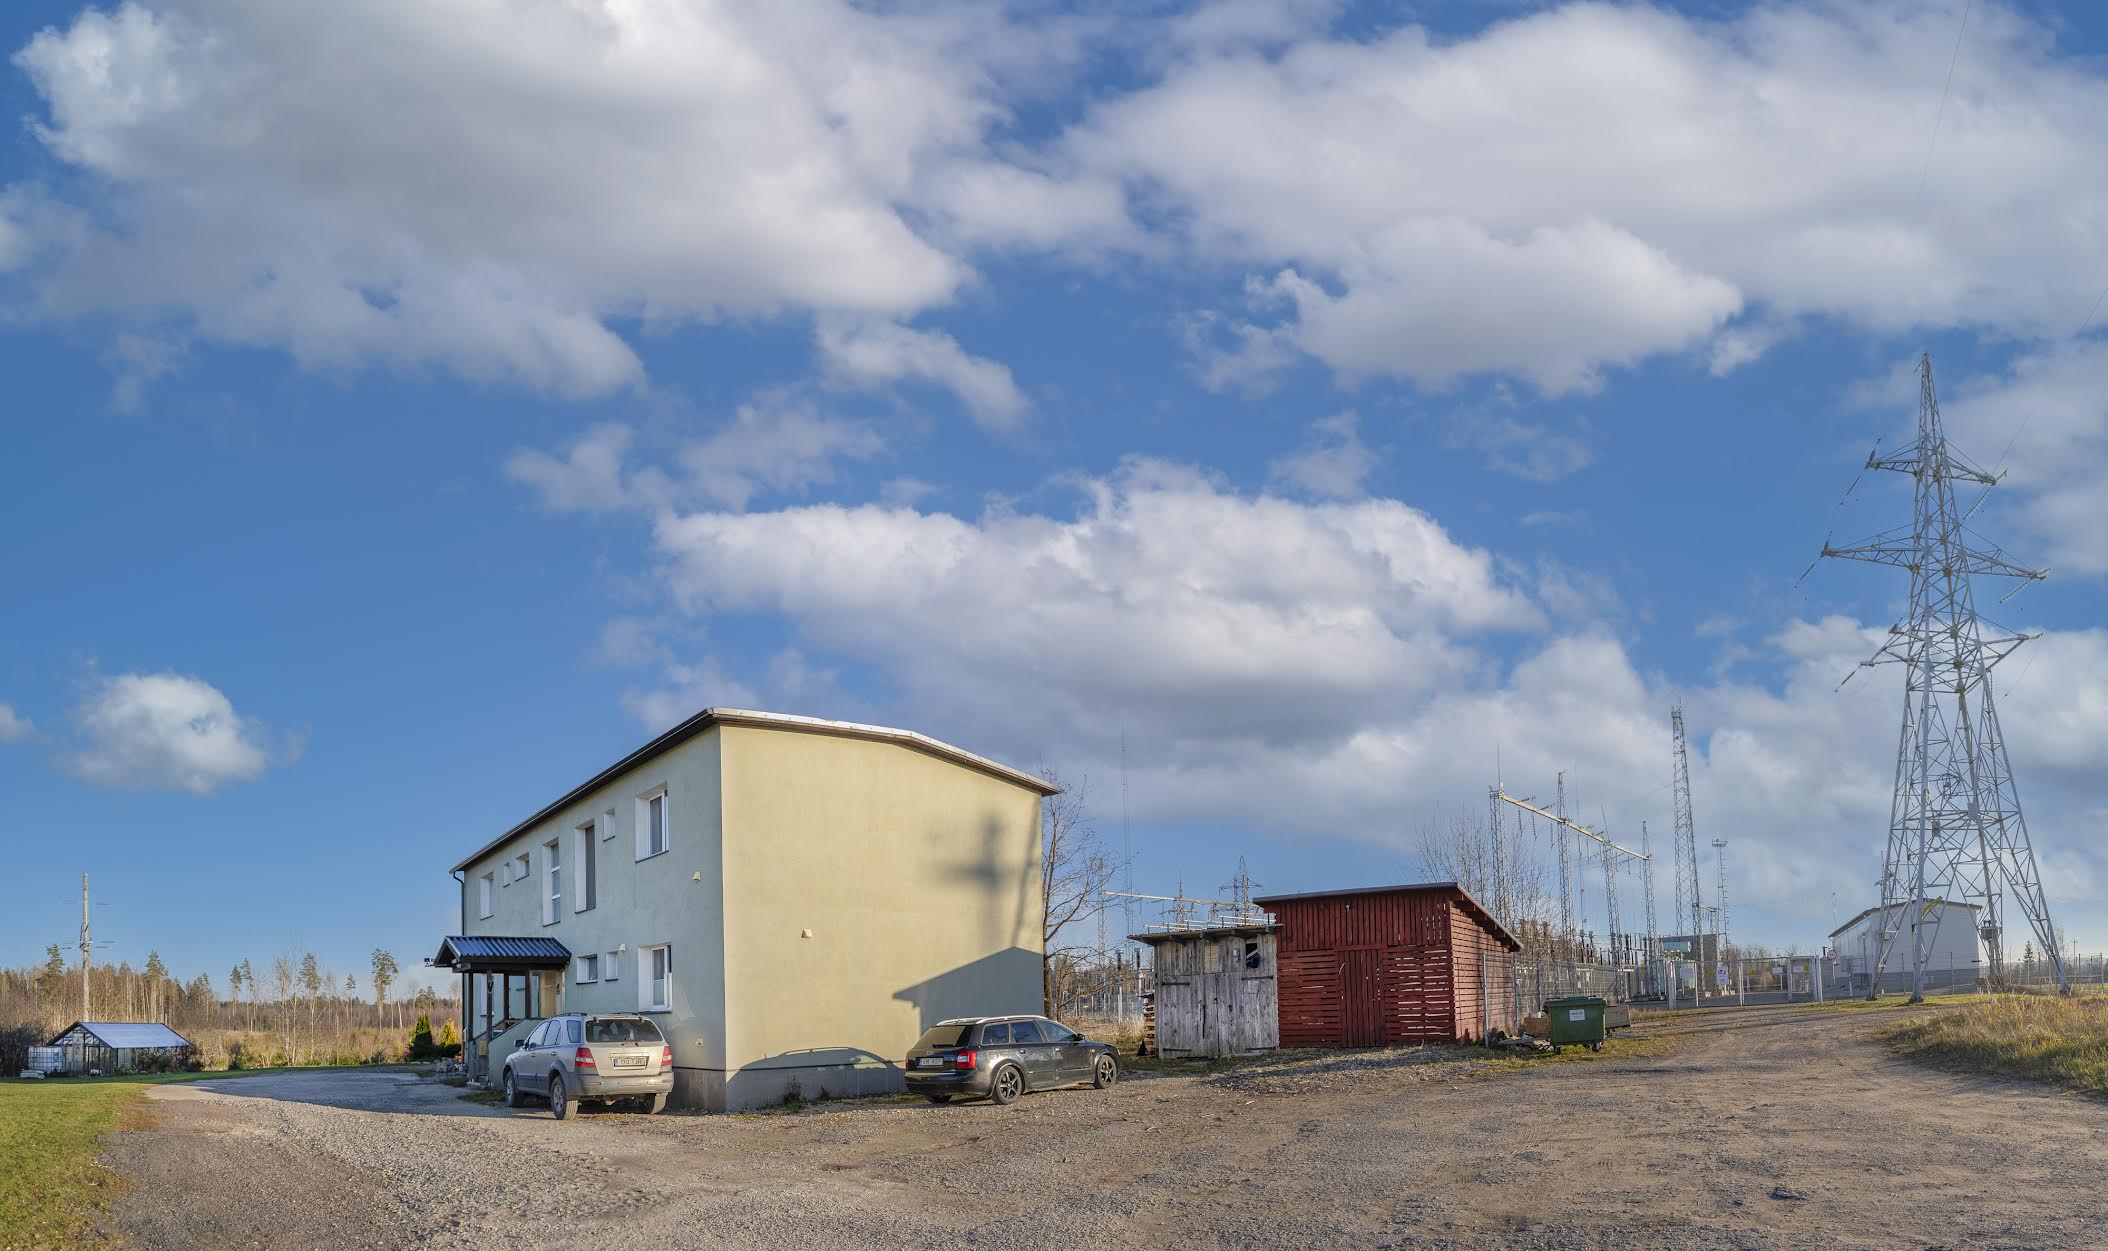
[{"x1": 0, "y1": 946, "x2": 457, "y2": 1074}]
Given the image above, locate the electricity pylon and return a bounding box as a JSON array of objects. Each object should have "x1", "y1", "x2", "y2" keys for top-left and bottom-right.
[
  {"x1": 1821, "y1": 353, "x2": 2065, "y2": 998},
  {"x1": 1670, "y1": 705, "x2": 1704, "y2": 943}
]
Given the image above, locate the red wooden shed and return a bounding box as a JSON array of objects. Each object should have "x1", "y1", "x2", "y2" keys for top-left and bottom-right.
[{"x1": 1256, "y1": 882, "x2": 1520, "y2": 1047}]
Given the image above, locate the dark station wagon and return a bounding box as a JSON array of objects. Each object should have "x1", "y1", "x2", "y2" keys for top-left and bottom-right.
[{"x1": 903, "y1": 1015, "x2": 1119, "y2": 1105}]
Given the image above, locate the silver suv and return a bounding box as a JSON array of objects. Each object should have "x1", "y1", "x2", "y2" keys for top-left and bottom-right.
[{"x1": 502, "y1": 1013, "x2": 674, "y2": 1119}]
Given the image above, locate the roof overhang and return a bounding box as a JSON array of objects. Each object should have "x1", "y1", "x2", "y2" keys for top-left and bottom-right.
[
  {"x1": 430, "y1": 935, "x2": 574, "y2": 971},
  {"x1": 450, "y1": 707, "x2": 1058, "y2": 872}
]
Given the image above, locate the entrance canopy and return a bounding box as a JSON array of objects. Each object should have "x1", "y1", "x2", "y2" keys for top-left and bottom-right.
[{"x1": 430, "y1": 935, "x2": 571, "y2": 972}]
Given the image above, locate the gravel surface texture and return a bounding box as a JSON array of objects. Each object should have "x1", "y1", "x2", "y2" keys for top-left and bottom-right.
[{"x1": 102, "y1": 1003, "x2": 2108, "y2": 1249}]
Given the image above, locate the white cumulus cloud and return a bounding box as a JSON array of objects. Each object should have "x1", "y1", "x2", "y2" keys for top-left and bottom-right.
[
  {"x1": 66, "y1": 673, "x2": 277, "y2": 795},
  {"x1": 0, "y1": 702, "x2": 33, "y2": 742}
]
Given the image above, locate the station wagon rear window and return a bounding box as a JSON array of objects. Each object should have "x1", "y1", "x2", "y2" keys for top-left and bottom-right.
[
  {"x1": 913, "y1": 1025, "x2": 968, "y2": 1049},
  {"x1": 586, "y1": 1017, "x2": 665, "y2": 1044}
]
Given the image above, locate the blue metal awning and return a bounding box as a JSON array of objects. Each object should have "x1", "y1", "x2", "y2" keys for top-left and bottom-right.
[{"x1": 431, "y1": 935, "x2": 572, "y2": 970}]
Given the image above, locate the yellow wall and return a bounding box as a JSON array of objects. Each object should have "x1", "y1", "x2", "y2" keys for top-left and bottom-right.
[{"x1": 718, "y1": 724, "x2": 1043, "y2": 1092}]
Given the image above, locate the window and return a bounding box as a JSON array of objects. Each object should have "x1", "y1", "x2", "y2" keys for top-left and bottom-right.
[
  {"x1": 601, "y1": 808, "x2": 617, "y2": 841},
  {"x1": 575, "y1": 954, "x2": 599, "y2": 983},
  {"x1": 574, "y1": 822, "x2": 597, "y2": 912},
  {"x1": 640, "y1": 944, "x2": 671, "y2": 1011},
  {"x1": 604, "y1": 952, "x2": 621, "y2": 981},
  {"x1": 636, "y1": 787, "x2": 669, "y2": 860},
  {"x1": 980, "y1": 1022, "x2": 1012, "y2": 1045},
  {"x1": 478, "y1": 873, "x2": 494, "y2": 919},
  {"x1": 543, "y1": 838, "x2": 562, "y2": 926},
  {"x1": 1011, "y1": 1020, "x2": 1047, "y2": 1043},
  {"x1": 1244, "y1": 941, "x2": 1264, "y2": 970},
  {"x1": 587, "y1": 1017, "x2": 663, "y2": 1044},
  {"x1": 514, "y1": 851, "x2": 530, "y2": 884},
  {"x1": 566, "y1": 1019, "x2": 583, "y2": 1046}
]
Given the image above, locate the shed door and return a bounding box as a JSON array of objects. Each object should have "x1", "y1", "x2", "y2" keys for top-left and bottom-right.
[{"x1": 1341, "y1": 949, "x2": 1382, "y2": 1047}]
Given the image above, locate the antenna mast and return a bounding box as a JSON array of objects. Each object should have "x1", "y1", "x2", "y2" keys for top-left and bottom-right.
[
  {"x1": 1820, "y1": 353, "x2": 2065, "y2": 997},
  {"x1": 1670, "y1": 705, "x2": 1705, "y2": 945},
  {"x1": 1712, "y1": 837, "x2": 1730, "y2": 953}
]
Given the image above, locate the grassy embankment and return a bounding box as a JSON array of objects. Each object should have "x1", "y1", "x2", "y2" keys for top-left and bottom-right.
[
  {"x1": 1879, "y1": 993, "x2": 2108, "y2": 1094},
  {"x1": 0, "y1": 1066, "x2": 412, "y2": 1249}
]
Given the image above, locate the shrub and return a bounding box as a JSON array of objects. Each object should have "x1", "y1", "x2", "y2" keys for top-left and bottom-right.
[{"x1": 407, "y1": 1013, "x2": 437, "y2": 1060}]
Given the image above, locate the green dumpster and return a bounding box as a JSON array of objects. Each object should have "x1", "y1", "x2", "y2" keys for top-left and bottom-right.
[{"x1": 1544, "y1": 996, "x2": 1606, "y2": 1053}]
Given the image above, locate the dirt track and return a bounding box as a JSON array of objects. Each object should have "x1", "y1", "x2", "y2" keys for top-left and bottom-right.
[{"x1": 103, "y1": 1002, "x2": 2108, "y2": 1249}]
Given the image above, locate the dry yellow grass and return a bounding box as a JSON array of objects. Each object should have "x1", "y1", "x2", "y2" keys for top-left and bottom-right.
[{"x1": 1880, "y1": 994, "x2": 2108, "y2": 1094}]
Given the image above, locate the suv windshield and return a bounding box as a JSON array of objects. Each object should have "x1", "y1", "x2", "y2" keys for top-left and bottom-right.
[
  {"x1": 586, "y1": 1017, "x2": 664, "y2": 1044},
  {"x1": 913, "y1": 1025, "x2": 968, "y2": 1049}
]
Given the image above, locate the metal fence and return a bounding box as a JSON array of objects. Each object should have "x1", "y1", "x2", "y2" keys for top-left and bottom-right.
[{"x1": 1512, "y1": 957, "x2": 1631, "y2": 1015}]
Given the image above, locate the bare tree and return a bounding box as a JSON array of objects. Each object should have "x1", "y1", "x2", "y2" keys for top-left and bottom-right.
[
  {"x1": 1416, "y1": 806, "x2": 1555, "y2": 955},
  {"x1": 1039, "y1": 768, "x2": 1124, "y2": 1017}
]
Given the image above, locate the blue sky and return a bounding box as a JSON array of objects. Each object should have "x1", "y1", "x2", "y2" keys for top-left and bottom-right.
[{"x1": 6, "y1": 0, "x2": 2108, "y2": 995}]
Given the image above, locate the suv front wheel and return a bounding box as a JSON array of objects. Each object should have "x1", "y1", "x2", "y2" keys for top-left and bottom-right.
[{"x1": 502, "y1": 1068, "x2": 521, "y2": 1108}]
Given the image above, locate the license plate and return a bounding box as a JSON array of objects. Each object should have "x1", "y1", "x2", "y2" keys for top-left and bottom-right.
[
  {"x1": 613, "y1": 1055, "x2": 648, "y2": 1068},
  {"x1": 916, "y1": 1057, "x2": 944, "y2": 1068}
]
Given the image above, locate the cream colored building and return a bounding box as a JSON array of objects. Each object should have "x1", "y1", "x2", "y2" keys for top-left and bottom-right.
[{"x1": 442, "y1": 708, "x2": 1052, "y2": 1111}]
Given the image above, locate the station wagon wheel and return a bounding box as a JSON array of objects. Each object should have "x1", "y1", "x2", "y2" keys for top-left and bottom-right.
[
  {"x1": 502, "y1": 1069, "x2": 520, "y2": 1108},
  {"x1": 548, "y1": 1073, "x2": 571, "y2": 1120},
  {"x1": 990, "y1": 1064, "x2": 1023, "y2": 1105},
  {"x1": 1093, "y1": 1055, "x2": 1118, "y2": 1089}
]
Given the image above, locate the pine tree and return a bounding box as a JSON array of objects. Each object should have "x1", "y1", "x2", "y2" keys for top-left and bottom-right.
[
  {"x1": 370, "y1": 950, "x2": 399, "y2": 1029},
  {"x1": 240, "y1": 959, "x2": 256, "y2": 1032},
  {"x1": 39, "y1": 944, "x2": 67, "y2": 1017},
  {"x1": 144, "y1": 951, "x2": 168, "y2": 1022},
  {"x1": 299, "y1": 953, "x2": 322, "y2": 1060}
]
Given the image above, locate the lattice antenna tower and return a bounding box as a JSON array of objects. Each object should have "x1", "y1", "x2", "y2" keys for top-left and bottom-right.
[
  {"x1": 1820, "y1": 353, "x2": 2066, "y2": 996},
  {"x1": 1712, "y1": 838, "x2": 1729, "y2": 952},
  {"x1": 1670, "y1": 705, "x2": 1704, "y2": 942}
]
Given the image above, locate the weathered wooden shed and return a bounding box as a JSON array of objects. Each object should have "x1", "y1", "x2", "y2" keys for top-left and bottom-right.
[
  {"x1": 1257, "y1": 883, "x2": 1520, "y2": 1047},
  {"x1": 1132, "y1": 923, "x2": 1279, "y2": 1058}
]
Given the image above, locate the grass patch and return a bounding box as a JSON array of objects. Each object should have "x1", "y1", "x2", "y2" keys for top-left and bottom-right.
[
  {"x1": 1879, "y1": 994, "x2": 2108, "y2": 1094},
  {"x1": 456, "y1": 1088, "x2": 506, "y2": 1107},
  {"x1": 0, "y1": 1065, "x2": 421, "y2": 1247}
]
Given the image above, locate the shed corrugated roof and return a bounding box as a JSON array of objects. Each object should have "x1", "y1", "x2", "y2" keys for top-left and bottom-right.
[
  {"x1": 52, "y1": 1022, "x2": 192, "y2": 1049},
  {"x1": 432, "y1": 935, "x2": 573, "y2": 968}
]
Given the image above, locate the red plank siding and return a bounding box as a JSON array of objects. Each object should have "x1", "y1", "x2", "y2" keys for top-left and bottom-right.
[{"x1": 1266, "y1": 885, "x2": 1516, "y2": 1048}]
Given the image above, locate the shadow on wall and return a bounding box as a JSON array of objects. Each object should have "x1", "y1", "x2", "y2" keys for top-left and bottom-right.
[
  {"x1": 892, "y1": 946, "x2": 1043, "y2": 1033},
  {"x1": 935, "y1": 811, "x2": 1036, "y2": 955}
]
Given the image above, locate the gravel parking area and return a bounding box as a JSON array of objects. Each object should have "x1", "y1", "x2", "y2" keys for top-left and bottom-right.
[{"x1": 104, "y1": 1004, "x2": 2108, "y2": 1249}]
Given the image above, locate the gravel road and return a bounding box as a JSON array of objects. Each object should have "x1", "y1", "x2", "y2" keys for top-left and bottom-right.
[{"x1": 103, "y1": 1003, "x2": 2108, "y2": 1249}]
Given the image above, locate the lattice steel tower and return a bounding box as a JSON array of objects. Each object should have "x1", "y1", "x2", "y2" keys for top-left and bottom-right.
[
  {"x1": 1822, "y1": 353, "x2": 2065, "y2": 997},
  {"x1": 1669, "y1": 705, "x2": 1704, "y2": 943}
]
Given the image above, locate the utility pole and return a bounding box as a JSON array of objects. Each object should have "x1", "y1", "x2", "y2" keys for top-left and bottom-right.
[
  {"x1": 1641, "y1": 820, "x2": 1659, "y2": 996},
  {"x1": 1820, "y1": 354, "x2": 2066, "y2": 998},
  {"x1": 1555, "y1": 772, "x2": 1574, "y2": 955},
  {"x1": 79, "y1": 873, "x2": 92, "y2": 1022}
]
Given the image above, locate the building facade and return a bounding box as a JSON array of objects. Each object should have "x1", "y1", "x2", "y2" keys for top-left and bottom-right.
[
  {"x1": 446, "y1": 708, "x2": 1053, "y2": 1111},
  {"x1": 1827, "y1": 900, "x2": 1983, "y2": 995}
]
